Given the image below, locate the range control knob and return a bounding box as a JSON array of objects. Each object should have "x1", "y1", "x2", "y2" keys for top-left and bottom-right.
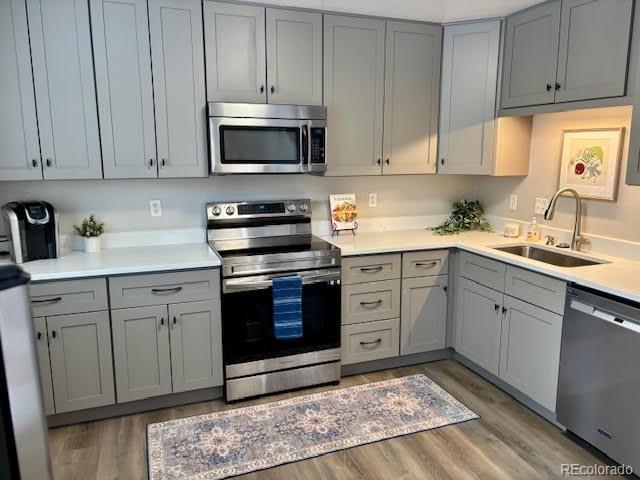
[
  {"x1": 225, "y1": 206, "x2": 235, "y2": 215},
  {"x1": 211, "y1": 206, "x2": 222, "y2": 216},
  {"x1": 299, "y1": 203, "x2": 309, "y2": 212},
  {"x1": 286, "y1": 203, "x2": 296, "y2": 213}
]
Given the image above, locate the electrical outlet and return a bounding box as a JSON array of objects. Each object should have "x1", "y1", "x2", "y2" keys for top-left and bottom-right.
[
  {"x1": 509, "y1": 194, "x2": 518, "y2": 211},
  {"x1": 149, "y1": 200, "x2": 162, "y2": 217},
  {"x1": 368, "y1": 193, "x2": 377, "y2": 208},
  {"x1": 534, "y1": 197, "x2": 549, "y2": 215}
]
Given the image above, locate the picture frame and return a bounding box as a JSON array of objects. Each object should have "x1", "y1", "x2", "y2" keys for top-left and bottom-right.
[
  {"x1": 329, "y1": 194, "x2": 358, "y2": 235},
  {"x1": 558, "y1": 128, "x2": 624, "y2": 201}
]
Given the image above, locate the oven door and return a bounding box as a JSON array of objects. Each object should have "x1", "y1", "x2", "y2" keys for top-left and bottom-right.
[
  {"x1": 222, "y1": 269, "x2": 341, "y2": 367},
  {"x1": 210, "y1": 117, "x2": 308, "y2": 174}
]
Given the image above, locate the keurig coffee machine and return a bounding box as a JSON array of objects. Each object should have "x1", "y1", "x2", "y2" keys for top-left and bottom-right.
[{"x1": 1, "y1": 202, "x2": 59, "y2": 263}]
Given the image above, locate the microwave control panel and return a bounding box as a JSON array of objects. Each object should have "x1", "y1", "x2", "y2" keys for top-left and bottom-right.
[{"x1": 310, "y1": 128, "x2": 326, "y2": 164}]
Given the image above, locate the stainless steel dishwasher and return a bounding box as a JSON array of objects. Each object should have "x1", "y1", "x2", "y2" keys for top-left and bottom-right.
[{"x1": 557, "y1": 285, "x2": 640, "y2": 474}]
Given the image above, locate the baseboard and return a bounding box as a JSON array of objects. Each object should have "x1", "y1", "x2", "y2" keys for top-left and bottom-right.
[
  {"x1": 47, "y1": 386, "x2": 223, "y2": 428},
  {"x1": 341, "y1": 348, "x2": 454, "y2": 377}
]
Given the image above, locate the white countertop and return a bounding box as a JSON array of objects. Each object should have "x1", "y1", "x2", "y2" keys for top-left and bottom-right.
[
  {"x1": 17, "y1": 243, "x2": 221, "y2": 282},
  {"x1": 322, "y1": 229, "x2": 640, "y2": 305}
]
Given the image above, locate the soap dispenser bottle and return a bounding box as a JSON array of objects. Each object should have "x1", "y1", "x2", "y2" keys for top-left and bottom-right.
[{"x1": 526, "y1": 217, "x2": 540, "y2": 241}]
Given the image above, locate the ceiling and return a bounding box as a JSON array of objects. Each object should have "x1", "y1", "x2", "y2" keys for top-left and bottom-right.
[{"x1": 236, "y1": 0, "x2": 546, "y2": 22}]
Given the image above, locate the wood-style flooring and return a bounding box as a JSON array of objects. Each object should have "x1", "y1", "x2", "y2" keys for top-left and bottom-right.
[{"x1": 48, "y1": 359, "x2": 623, "y2": 479}]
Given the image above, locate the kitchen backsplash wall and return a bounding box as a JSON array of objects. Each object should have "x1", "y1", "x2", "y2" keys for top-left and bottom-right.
[
  {"x1": 0, "y1": 175, "x2": 475, "y2": 235},
  {"x1": 476, "y1": 106, "x2": 640, "y2": 242}
]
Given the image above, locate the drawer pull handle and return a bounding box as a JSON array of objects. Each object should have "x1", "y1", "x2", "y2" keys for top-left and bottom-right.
[
  {"x1": 32, "y1": 297, "x2": 62, "y2": 304},
  {"x1": 360, "y1": 266, "x2": 383, "y2": 273},
  {"x1": 151, "y1": 286, "x2": 183, "y2": 295},
  {"x1": 360, "y1": 338, "x2": 382, "y2": 347},
  {"x1": 415, "y1": 261, "x2": 438, "y2": 268},
  {"x1": 360, "y1": 299, "x2": 383, "y2": 307}
]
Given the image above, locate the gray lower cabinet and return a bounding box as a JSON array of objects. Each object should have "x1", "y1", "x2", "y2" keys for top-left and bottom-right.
[
  {"x1": 33, "y1": 317, "x2": 55, "y2": 416},
  {"x1": 499, "y1": 296, "x2": 562, "y2": 411},
  {"x1": 204, "y1": 2, "x2": 266, "y2": 103},
  {"x1": 111, "y1": 305, "x2": 172, "y2": 403},
  {"x1": 0, "y1": 0, "x2": 42, "y2": 181},
  {"x1": 454, "y1": 277, "x2": 503, "y2": 375},
  {"x1": 400, "y1": 275, "x2": 448, "y2": 355},
  {"x1": 47, "y1": 311, "x2": 115, "y2": 413},
  {"x1": 169, "y1": 300, "x2": 223, "y2": 393}
]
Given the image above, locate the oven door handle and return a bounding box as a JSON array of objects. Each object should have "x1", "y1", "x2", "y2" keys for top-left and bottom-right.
[{"x1": 223, "y1": 269, "x2": 341, "y2": 293}]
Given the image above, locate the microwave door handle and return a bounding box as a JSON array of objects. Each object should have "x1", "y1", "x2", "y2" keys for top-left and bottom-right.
[{"x1": 302, "y1": 124, "x2": 309, "y2": 165}]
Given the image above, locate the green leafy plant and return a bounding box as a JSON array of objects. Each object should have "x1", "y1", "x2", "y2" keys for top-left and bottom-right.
[
  {"x1": 73, "y1": 214, "x2": 105, "y2": 238},
  {"x1": 430, "y1": 200, "x2": 492, "y2": 236}
]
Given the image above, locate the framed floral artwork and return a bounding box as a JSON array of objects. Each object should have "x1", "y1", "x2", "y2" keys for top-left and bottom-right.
[{"x1": 559, "y1": 128, "x2": 624, "y2": 201}]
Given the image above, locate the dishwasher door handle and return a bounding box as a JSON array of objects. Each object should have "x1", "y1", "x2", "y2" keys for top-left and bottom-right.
[{"x1": 570, "y1": 299, "x2": 640, "y2": 334}]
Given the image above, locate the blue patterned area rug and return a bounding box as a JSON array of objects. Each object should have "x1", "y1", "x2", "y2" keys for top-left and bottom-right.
[{"x1": 147, "y1": 374, "x2": 479, "y2": 479}]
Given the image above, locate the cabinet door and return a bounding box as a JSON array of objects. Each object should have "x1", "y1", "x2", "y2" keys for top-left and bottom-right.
[
  {"x1": 382, "y1": 21, "x2": 441, "y2": 175},
  {"x1": 401, "y1": 275, "x2": 448, "y2": 355},
  {"x1": 169, "y1": 300, "x2": 222, "y2": 393},
  {"x1": 500, "y1": 296, "x2": 563, "y2": 411},
  {"x1": 555, "y1": 0, "x2": 633, "y2": 103},
  {"x1": 501, "y1": 2, "x2": 561, "y2": 109},
  {"x1": 324, "y1": 15, "x2": 385, "y2": 176},
  {"x1": 47, "y1": 311, "x2": 115, "y2": 413},
  {"x1": 266, "y1": 9, "x2": 322, "y2": 105},
  {"x1": 27, "y1": 0, "x2": 102, "y2": 180},
  {"x1": 150, "y1": 0, "x2": 208, "y2": 178},
  {"x1": 454, "y1": 277, "x2": 503, "y2": 375},
  {"x1": 33, "y1": 317, "x2": 55, "y2": 415},
  {"x1": 0, "y1": 0, "x2": 42, "y2": 181},
  {"x1": 91, "y1": 0, "x2": 158, "y2": 179},
  {"x1": 112, "y1": 306, "x2": 172, "y2": 402},
  {"x1": 439, "y1": 20, "x2": 500, "y2": 175},
  {"x1": 204, "y1": 1, "x2": 266, "y2": 103}
]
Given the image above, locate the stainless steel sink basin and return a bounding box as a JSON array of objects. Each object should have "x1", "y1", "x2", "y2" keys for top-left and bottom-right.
[{"x1": 493, "y1": 245, "x2": 607, "y2": 267}]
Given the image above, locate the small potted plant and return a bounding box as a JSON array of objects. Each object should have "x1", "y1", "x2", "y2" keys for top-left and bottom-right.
[{"x1": 73, "y1": 214, "x2": 105, "y2": 253}]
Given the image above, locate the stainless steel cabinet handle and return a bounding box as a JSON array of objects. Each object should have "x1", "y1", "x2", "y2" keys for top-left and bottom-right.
[
  {"x1": 160, "y1": 158, "x2": 166, "y2": 168},
  {"x1": 270, "y1": 86, "x2": 275, "y2": 94},
  {"x1": 259, "y1": 85, "x2": 264, "y2": 93},
  {"x1": 555, "y1": 82, "x2": 561, "y2": 91},
  {"x1": 160, "y1": 318, "x2": 164, "y2": 326},
  {"x1": 173, "y1": 316, "x2": 177, "y2": 325},
  {"x1": 51, "y1": 330, "x2": 56, "y2": 338},
  {"x1": 37, "y1": 331, "x2": 43, "y2": 340},
  {"x1": 360, "y1": 299, "x2": 383, "y2": 307},
  {"x1": 415, "y1": 261, "x2": 437, "y2": 268},
  {"x1": 376, "y1": 158, "x2": 382, "y2": 166},
  {"x1": 148, "y1": 158, "x2": 154, "y2": 168},
  {"x1": 151, "y1": 286, "x2": 183, "y2": 295},
  {"x1": 502, "y1": 306, "x2": 508, "y2": 314},
  {"x1": 31, "y1": 297, "x2": 62, "y2": 304},
  {"x1": 385, "y1": 158, "x2": 390, "y2": 165},
  {"x1": 494, "y1": 303, "x2": 500, "y2": 311},
  {"x1": 45, "y1": 158, "x2": 52, "y2": 168},
  {"x1": 360, "y1": 266, "x2": 383, "y2": 273},
  {"x1": 546, "y1": 83, "x2": 553, "y2": 92},
  {"x1": 32, "y1": 159, "x2": 38, "y2": 168},
  {"x1": 360, "y1": 338, "x2": 382, "y2": 347}
]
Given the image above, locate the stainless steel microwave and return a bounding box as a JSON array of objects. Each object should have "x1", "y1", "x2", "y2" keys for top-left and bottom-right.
[{"x1": 208, "y1": 103, "x2": 326, "y2": 175}]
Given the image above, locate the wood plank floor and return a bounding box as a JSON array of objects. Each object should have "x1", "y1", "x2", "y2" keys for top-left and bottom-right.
[{"x1": 48, "y1": 359, "x2": 623, "y2": 479}]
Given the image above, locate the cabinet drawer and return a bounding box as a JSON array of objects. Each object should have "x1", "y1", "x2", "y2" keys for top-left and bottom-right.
[
  {"x1": 109, "y1": 269, "x2": 220, "y2": 309},
  {"x1": 342, "y1": 279, "x2": 401, "y2": 325},
  {"x1": 402, "y1": 250, "x2": 449, "y2": 278},
  {"x1": 459, "y1": 251, "x2": 506, "y2": 291},
  {"x1": 342, "y1": 254, "x2": 401, "y2": 284},
  {"x1": 30, "y1": 278, "x2": 108, "y2": 317},
  {"x1": 341, "y1": 318, "x2": 400, "y2": 365},
  {"x1": 505, "y1": 265, "x2": 566, "y2": 315}
]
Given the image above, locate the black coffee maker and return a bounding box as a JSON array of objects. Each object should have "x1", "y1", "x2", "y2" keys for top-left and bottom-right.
[{"x1": 0, "y1": 202, "x2": 59, "y2": 263}]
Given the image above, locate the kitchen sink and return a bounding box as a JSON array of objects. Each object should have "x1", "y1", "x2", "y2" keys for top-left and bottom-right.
[{"x1": 493, "y1": 245, "x2": 608, "y2": 267}]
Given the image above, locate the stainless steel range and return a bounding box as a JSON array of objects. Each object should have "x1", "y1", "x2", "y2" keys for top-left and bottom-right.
[{"x1": 207, "y1": 199, "x2": 341, "y2": 401}]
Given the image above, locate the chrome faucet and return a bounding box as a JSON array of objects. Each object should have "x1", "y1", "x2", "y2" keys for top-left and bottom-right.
[{"x1": 544, "y1": 188, "x2": 586, "y2": 251}]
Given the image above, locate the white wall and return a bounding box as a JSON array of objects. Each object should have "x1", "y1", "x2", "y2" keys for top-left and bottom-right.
[
  {"x1": 0, "y1": 174, "x2": 476, "y2": 235},
  {"x1": 475, "y1": 106, "x2": 640, "y2": 242}
]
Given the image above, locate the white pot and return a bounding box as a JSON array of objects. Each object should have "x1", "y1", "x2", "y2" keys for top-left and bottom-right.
[{"x1": 83, "y1": 236, "x2": 101, "y2": 253}]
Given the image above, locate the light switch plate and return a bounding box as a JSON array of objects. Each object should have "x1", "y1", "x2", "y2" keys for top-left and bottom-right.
[
  {"x1": 509, "y1": 194, "x2": 518, "y2": 211},
  {"x1": 150, "y1": 200, "x2": 162, "y2": 217},
  {"x1": 534, "y1": 197, "x2": 549, "y2": 215},
  {"x1": 368, "y1": 193, "x2": 377, "y2": 208}
]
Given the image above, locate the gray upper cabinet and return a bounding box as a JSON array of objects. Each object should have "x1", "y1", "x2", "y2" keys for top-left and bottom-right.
[
  {"x1": 324, "y1": 15, "x2": 386, "y2": 176},
  {"x1": 382, "y1": 21, "x2": 441, "y2": 175},
  {"x1": 204, "y1": 2, "x2": 266, "y2": 103},
  {"x1": 91, "y1": 0, "x2": 157, "y2": 179},
  {"x1": 439, "y1": 20, "x2": 501, "y2": 175},
  {"x1": 501, "y1": 2, "x2": 561, "y2": 109},
  {"x1": 150, "y1": 0, "x2": 208, "y2": 178},
  {"x1": 266, "y1": 9, "x2": 323, "y2": 105},
  {"x1": 47, "y1": 311, "x2": 115, "y2": 413},
  {"x1": 169, "y1": 300, "x2": 223, "y2": 393},
  {"x1": 555, "y1": 0, "x2": 633, "y2": 103},
  {"x1": 0, "y1": 0, "x2": 42, "y2": 181},
  {"x1": 27, "y1": 0, "x2": 102, "y2": 180}
]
